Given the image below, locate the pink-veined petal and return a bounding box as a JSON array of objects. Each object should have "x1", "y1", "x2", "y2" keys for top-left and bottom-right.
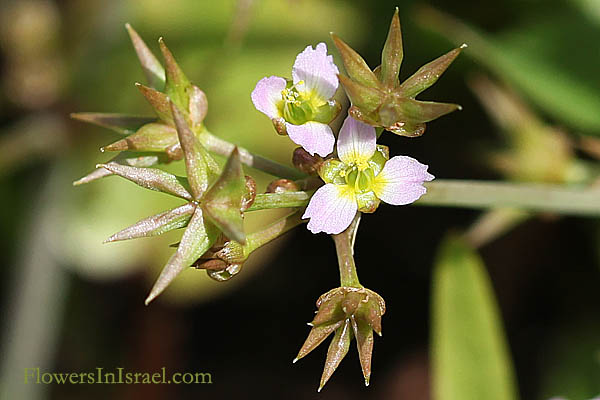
[
  {"x1": 303, "y1": 184, "x2": 357, "y2": 234},
  {"x1": 373, "y1": 156, "x2": 434, "y2": 205},
  {"x1": 287, "y1": 121, "x2": 335, "y2": 157},
  {"x1": 251, "y1": 76, "x2": 286, "y2": 119},
  {"x1": 337, "y1": 115, "x2": 376, "y2": 165},
  {"x1": 292, "y1": 43, "x2": 339, "y2": 99}
]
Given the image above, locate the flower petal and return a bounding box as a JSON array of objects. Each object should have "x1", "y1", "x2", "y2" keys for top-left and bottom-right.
[
  {"x1": 337, "y1": 116, "x2": 376, "y2": 165},
  {"x1": 292, "y1": 43, "x2": 339, "y2": 99},
  {"x1": 303, "y1": 184, "x2": 357, "y2": 234},
  {"x1": 287, "y1": 121, "x2": 335, "y2": 157},
  {"x1": 251, "y1": 76, "x2": 286, "y2": 119},
  {"x1": 373, "y1": 156, "x2": 434, "y2": 205}
]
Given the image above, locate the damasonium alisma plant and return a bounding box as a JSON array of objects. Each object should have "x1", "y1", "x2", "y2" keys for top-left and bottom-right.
[{"x1": 72, "y1": 10, "x2": 463, "y2": 390}]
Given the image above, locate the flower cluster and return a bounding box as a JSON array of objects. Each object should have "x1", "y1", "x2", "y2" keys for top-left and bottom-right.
[{"x1": 74, "y1": 8, "x2": 463, "y2": 391}]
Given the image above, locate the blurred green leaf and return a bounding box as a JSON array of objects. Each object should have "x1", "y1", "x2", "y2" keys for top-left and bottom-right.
[
  {"x1": 431, "y1": 235, "x2": 519, "y2": 400},
  {"x1": 416, "y1": 7, "x2": 600, "y2": 134}
]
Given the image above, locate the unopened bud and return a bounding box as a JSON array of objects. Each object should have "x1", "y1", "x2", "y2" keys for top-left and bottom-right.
[
  {"x1": 272, "y1": 117, "x2": 287, "y2": 135},
  {"x1": 266, "y1": 178, "x2": 299, "y2": 194},
  {"x1": 292, "y1": 147, "x2": 323, "y2": 175},
  {"x1": 242, "y1": 175, "x2": 257, "y2": 211}
]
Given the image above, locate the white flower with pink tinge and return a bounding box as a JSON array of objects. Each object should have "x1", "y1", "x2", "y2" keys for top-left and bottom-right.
[
  {"x1": 251, "y1": 43, "x2": 340, "y2": 157},
  {"x1": 302, "y1": 116, "x2": 434, "y2": 235}
]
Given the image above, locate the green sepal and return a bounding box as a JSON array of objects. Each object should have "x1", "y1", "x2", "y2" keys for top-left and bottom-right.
[
  {"x1": 201, "y1": 147, "x2": 247, "y2": 245},
  {"x1": 368, "y1": 144, "x2": 389, "y2": 175},
  {"x1": 159, "y1": 37, "x2": 192, "y2": 111},
  {"x1": 70, "y1": 112, "x2": 155, "y2": 135},
  {"x1": 102, "y1": 122, "x2": 178, "y2": 153},
  {"x1": 312, "y1": 99, "x2": 342, "y2": 124},
  {"x1": 356, "y1": 190, "x2": 380, "y2": 213},
  {"x1": 319, "y1": 159, "x2": 346, "y2": 185},
  {"x1": 125, "y1": 23, "x2": 166, "y2": 90},
  {"x1": 380, "y1": 8, "x2": 403, "y2": 88}
]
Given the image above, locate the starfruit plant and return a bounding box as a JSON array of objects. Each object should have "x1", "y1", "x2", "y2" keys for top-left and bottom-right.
[{"x1": 72, "y1": 10, "x2": 463, "y2": 391}]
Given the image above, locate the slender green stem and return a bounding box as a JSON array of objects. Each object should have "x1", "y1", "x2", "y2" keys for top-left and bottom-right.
[
  {"x1": 246, "y1": 211, "x2": 306, "y2": 252},
  {"x1": 332, "y1": 213, "x2": 362, "y2": 287},
  {"x1": 199, "y1": 131, "x2": 305, "y2": 180},
  {"x1": 247, "y1": 191, "x2": 312, "y2": 211},
  {"x1": 418, "y1": 180, "x2": 600, "y2": 216}
]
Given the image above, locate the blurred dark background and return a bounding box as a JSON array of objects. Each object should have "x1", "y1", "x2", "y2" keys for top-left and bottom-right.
[{"x1": 1, "y1": 0, "x2": 599, "y2": 399}]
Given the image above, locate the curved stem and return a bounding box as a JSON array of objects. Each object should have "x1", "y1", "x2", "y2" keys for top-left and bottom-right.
[
  {"x1": 332, "y1": 213, "x2": 362, "y2": 287},
  {"x1": 199, "y1": 131, "x2": 305, "y2": 180}
]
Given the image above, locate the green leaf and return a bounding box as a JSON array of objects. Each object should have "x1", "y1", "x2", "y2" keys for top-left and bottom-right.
[
  {"x1": 125, "y1": 23, "x2": 166, "y2": 89},
  {"x1": 431, "y1": 235, "x2": 519, "y2": 400},
  {"x1": 416, "y1": 7, "x2": 600, "y2": 134},
  {"x1": 145, "y1": 207, "x2": 219, "y2": 305},
  {"x1": 201, "y1": 147, "x2": 247, "y2": 244},
  {"x1": 70, "y1": 112, "x2": 156, "y2": 135},
  {"x1": 159, "y1": 37, "x2": 192, "y2": 111}
]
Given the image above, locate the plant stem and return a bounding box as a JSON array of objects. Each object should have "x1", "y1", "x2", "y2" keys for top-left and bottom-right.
[
  {"x1": 247, "y1": 191, "x2": 312, "y2": 211},
  {"x1": 246, "y1": 211, "x2": 306, "y2": 252},
  {"x1": 418, "y1": 180, "x2": 600, "y2": 216},
  {"x1": 199, "y1": 131, "x2": 305, "y2": 180},
  {"x1": 332, "y1": 213, "x2": 362, "y2": 287}
]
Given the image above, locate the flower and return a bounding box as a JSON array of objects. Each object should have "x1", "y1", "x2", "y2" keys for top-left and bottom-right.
[
  {"x1": 302, "y1": 115, "x2": 434, "y2": 234},
  {"x1": 251, "y1": 43, "x2": 341, "y2": 157}
]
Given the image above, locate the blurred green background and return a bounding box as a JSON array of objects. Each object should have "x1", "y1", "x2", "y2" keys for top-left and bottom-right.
[{"x1": 0, "y1": 0, "x2": 599, "y2": 399}]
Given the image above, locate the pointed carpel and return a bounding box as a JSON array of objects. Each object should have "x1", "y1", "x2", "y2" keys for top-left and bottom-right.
[
  {"x1": 330, "y1": 33, "x2": 381, "y2": 89},
  {"x1": 159, "y1": 37, "x2": 193, "y2": 111},
  {"x1": 145, "y1": 208, "x2": 217, "y2": 305},
  {"x1": 170, "y1": 100, "x2": 210, "y2": 200},
  {"x1": 136, "y1": 83, "x2": 174, "y2": 125},
  {"x1": 380, "y1": 7, "x2": 403, "y2": 88},
  {"x1": 201, "y1": 147, "x2": 247, "y2": 245},
  {"x1": 398, "y1": 44, "x2": 466, "y2": 98},
  {"x1": 125, "y1": 23, "x2": 166, "y2": 89}
]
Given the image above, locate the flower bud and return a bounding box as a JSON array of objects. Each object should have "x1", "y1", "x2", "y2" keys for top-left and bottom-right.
[
  {"x1": 266, "y1": 179, "x2": 299, "y2": 194},
  {"x1": 295, "y1": 286, "x2": 386, "y2": 390},
  {"x1": 241, "y1": 175, "x2": 257, "y2": 212},
  {"x1": 292, "y1": 147, "x2": 323, "y2": 175}
]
